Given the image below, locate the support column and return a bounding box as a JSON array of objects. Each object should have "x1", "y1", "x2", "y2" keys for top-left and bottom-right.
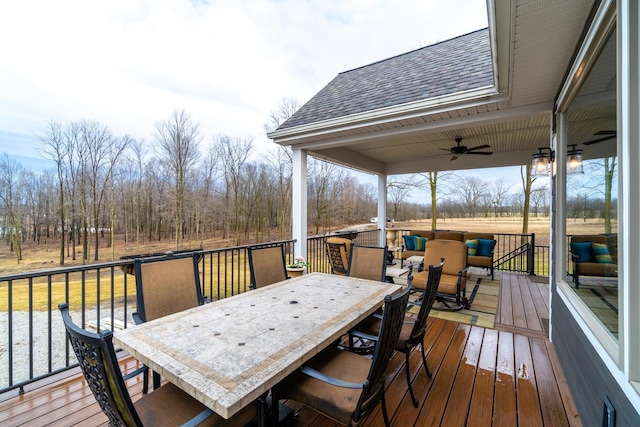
[
  {"x1": 377, "y1": 174, "x2": 387, "y2": 247},
  {"x1": 292, "y1": 148, "x2": 307, "y2": 261}
]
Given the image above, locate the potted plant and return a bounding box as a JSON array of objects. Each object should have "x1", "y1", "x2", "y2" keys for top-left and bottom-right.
[{"x1": 287, "y1": 256, "x2": 310, "y2": 277}]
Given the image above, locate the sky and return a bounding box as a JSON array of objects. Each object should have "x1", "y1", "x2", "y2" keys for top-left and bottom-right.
[{"x1": 0, "y1": 0, "x2": 491, "y2": 177}]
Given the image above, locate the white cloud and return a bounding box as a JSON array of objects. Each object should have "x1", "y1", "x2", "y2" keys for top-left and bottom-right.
[{"x1": 0, "y1": 0, "x2": 488, "y2": 163}]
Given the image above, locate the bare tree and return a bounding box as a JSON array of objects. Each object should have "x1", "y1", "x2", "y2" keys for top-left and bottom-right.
[
  {"x1": 489, "y1": 179, "x2": 513, "y2": 218},
  {"x1": 308, "y1": 159, "x2": 347, "y2": 234},
  {"x1": 456, "y1": 176, "x2": 487, "y2": 218},
  {"x1": 211, "y1": 134, "x2": 254, "y2": 245},
  {"x1": 578, "y1": 157, "x2": 617, "y2": 233},
  {"x1": 80, "y1": 121, "x2": 129, "y2": 260},
  {"x1": 263, "y1": 96, "x2": 300, "y2": 133},
  {"x1": 39, "y1": 120, "x2": 67, "y2": 264},
  {"x1": 0, "y1": 154, "x2": 24, "y2": 262},
  {"x1": 416, "y1": 171, "x2": 454, "y2": 230},
  {"x1": 154, "y1": 109, "x2": 202, "y2": 250},
  {"x1": 387, "y1": 175, "x2": 417, "y2": 220},
  {"x1": 530, "y1": 184, "x2": 549, "y2": 217},
  {"x1": 520, "y1": 164, "x2": 538, "y2": 235}
]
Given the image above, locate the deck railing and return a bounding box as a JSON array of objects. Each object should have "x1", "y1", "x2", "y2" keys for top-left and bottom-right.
[{"x1": 0, "y1": 228, "x2": 543, "y2": 395}]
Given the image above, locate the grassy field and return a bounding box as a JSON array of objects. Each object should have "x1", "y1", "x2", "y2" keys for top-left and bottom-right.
[{"x1": 1, "y1": 216, "x2": 616, "y2": 312}]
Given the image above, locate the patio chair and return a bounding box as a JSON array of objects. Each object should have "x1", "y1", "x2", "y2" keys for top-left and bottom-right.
[
  {"x1": 350, "y1": 259, "x2": 444, "y2": 407},
  {"x1": 413, "y1": 239, "x2": 471, "y2": 310},
  {"x1": 248, "y1": 244, "x2": 289, "y2": 289},
  {"x1": 272, "y1": 285, "x2": 411, "y2": 427},
  {"x1": 59, "y1": 303, "x2": 257, "y2": 427},
  {"x1": 347, "y1": 244, "x2": 388, "y2": 281},
  {"x1": 325, "y1": 237, "x2": 352, "y2": 275},
  {"x1": 132, "y1": 252, "x2": 209, "y2": 392}
]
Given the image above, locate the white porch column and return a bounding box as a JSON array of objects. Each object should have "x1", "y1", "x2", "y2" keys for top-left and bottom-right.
[
  {"x1": 377, "y1": 174, "x2": 387, "y2": 247},
  {"x1": 292, "y1": 148, "x2": 307, "y2": 261}
]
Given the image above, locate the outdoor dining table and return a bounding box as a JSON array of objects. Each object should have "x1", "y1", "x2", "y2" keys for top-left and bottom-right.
[{"x1": 113, "y1": 272, "x2": 402, "y2": 422}]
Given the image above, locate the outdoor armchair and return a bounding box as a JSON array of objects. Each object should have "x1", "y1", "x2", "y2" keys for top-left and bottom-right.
[
  {"x1": 347, "y1": 244, "x2": 388, "y2": 281},
  {"x1": 272, "y1": 285, "x2": 411, "y2": 427},
  {"x1": 350, "y1": 259, "x2": 443, "y2": 407},
  {"x1": 413, "y1": 239, "x2": 470, "y2": 310},
  {"x1": 248, "y1": 243, "x2": 289, "y2": 289},
  {"x1": 325, "y1": 237, "x2": 353, "y2": 275},
  {"x1": 132, "y1": 252, "x2": 209, "y2": 392},
  {"x1": 59, "y1": 303, "x2": 257, "y2": 427}
]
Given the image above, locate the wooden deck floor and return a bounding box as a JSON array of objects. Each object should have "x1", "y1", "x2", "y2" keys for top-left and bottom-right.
[{"x1": 0, "y1": 273, "x2": 581, "y2": 426}]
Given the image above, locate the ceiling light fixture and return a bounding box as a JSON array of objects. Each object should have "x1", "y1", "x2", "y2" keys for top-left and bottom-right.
[
  {"x1": 567, "y1": 144, "x2": 584, "y2": 173},
  {"x1": 531, "y1": 147, "x2": 554, "y2": 176}
]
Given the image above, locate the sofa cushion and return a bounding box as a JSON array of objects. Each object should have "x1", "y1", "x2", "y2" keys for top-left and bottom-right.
[
  {"x1": 477, "y1": 238, "x2": 496, "y2": 257},
  {"x1": 571, "y1": 241, "x2": 593, "y2": 263},
  {"x1": 414, "y1": 237, "x2": 427, "y2": 251},
  {"x1": 592, "y1": 242, "x2": 612, "y2": 263},
  {"x1": 403, "y1": 235, "x2": 416, "y2": 251},
  {"x1": 465, "y1": 239, "x2": 479, "y2": 256}
]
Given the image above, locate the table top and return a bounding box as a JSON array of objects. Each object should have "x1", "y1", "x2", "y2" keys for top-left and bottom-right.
[
  {"x1": 114, "y1": 272, "x2": 401, "y2": 419},
  {"x1": 385, "y1": 266, "x2": 409, "y2": 278}
]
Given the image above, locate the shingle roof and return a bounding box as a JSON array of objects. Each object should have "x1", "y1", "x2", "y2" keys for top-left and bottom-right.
[{"x1": 278, "y1": 28, "x2": 493, "y2": 131}]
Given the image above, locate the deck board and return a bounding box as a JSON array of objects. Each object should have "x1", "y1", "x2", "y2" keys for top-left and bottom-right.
[
  {"x1": 467, "y1": 328, "x2": 498, "y2": 427},
  {"x1": 0, "y1": 273, "x2": 581, "y2": 427}
]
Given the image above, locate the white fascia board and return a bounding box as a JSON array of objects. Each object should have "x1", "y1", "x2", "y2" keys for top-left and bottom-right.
[{"x1": 267, "y1": 86, "x2": 500, "y2": 143}]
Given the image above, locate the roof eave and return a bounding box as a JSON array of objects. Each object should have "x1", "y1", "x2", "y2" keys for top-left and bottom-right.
[{"x1": 267, "y1": 85, "x2": 501, "y2": 145}]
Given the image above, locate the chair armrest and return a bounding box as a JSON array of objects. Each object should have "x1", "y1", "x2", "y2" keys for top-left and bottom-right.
[
  {"x1": 180, "y1": 408, "x2": 215, "y2": 427},
  {"x1": 123, "y1": 366, "x2": 148, "y2": 381},
  {"x1": 350, "y1": 330, "x2": 379, "y2": 342},
  {"x1": 132, "y1": 312, "x2": 144, "y2": 325},
  {"x1": 299, "y1": 365, "x2": 367, "y2": 389}
]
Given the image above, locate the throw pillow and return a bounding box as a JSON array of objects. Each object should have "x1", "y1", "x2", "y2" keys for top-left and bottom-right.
[
  {"x1": 403, "y1": 235, "x2": 416, "y2": 251},
  {"x1": 571, "y1": 241, "x2": 593, "y2": 263},
  {"x1": 415, "y1": 237, "x2": 427, "y2": 251},
  {"x1": 477, "y1": 238, "x2": 496, "y2": 257},
  {"x1": 465, "y1": 239, "x2": 479, "y2": 256},
  {"x1": 592, "y1": 242, "x2": 612, "y2": 263}
]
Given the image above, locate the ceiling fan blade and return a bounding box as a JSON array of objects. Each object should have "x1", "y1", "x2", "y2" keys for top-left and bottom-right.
[
  {"x1": 450, "y1": 154, "x2": 458, "y2": 161},
  {"x1": 466, "y1": 144, "x2": 491, "y2": 152},
  {"x1": 467, "y1": 151, "x2": 494, "y2": 155},
  {"x1": 594, "y1": 130, "x2": 616, "y2": 135},
  {"x1": 584, "y1": 135, "x2": 616, "y2": 145}
]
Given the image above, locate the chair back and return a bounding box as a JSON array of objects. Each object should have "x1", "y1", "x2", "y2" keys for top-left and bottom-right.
[
  {"x1": 325, "y1": 237, "x2": 352, "y2": 275},
  {"x1": 424, "y1": 239, "x2": 467, "y2": 276},
  {"x1": 134, "y1": 252, "x2": 206, "y2": 323},
  {"x1": 347, "y1": 245, "x2": 388, "y2": 281},
  {"x1": 59, "y1": 303, "x2": 143, "y2": 427},
  {"x1": 248, "y1": 244, "x2": 288, "y2": 289},
  {"x1": 410, "y1": 259, "x2": 444, "y2": 343},
  {"x1": 354, "y1": 285, "x2": 410, "y2": 423}
]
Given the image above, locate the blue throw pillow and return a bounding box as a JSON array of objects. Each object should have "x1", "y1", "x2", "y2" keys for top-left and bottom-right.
[
  {"x1": 403, "y1": 235, "x2": 416, "y2": 251},
  {"x1": 591, "y1": 242, "x2": 612, "y2": 263},
  {"x1": 414, "y1": 237, "x2": 427, "y2": 251},
  {"x1": 477, "y1": 238, "x2": 496, "y2": 257},
  {"x1": 571, "y1": 241, "x2": 593, "y2": 263},
  {"x1": 465, "y1": 239, "x2": 479, "y2": 256}
]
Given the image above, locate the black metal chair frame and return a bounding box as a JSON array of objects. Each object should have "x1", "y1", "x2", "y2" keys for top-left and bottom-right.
[
  {"x1": 403, "y1": 259, "x2": 444, "y2": 406},
  {"x1": 58, "y1": 303, "x2": 220, "y2": 427},
  {"x1": 325, "y1": 239, "x2": 351, "y2": 275},
  {"x1": 273, "y1": 285, "x2": 411, "y2": 427}
]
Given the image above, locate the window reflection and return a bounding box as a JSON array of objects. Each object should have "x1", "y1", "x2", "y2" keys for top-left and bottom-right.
[{"x1": 565, "y1": 30, "x2": 618, "y2": 339}]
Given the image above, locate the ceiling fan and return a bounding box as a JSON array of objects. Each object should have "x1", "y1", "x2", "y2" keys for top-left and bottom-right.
[
  {"x1": 442, "y1": 137, "x2": 493, "y2": 161},
  {"x1": 583, "y1": 130, "x2": 616, "y2": 146}
]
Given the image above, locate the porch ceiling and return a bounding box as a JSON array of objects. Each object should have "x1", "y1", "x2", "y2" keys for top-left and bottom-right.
[{"x1": 268, "y1": 0, "x2": 609, "y2": 177}]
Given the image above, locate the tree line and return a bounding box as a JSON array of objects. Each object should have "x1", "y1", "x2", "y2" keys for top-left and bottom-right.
[{"x1": 1, "y1": 100, "x2": 615, "y2": 265}]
